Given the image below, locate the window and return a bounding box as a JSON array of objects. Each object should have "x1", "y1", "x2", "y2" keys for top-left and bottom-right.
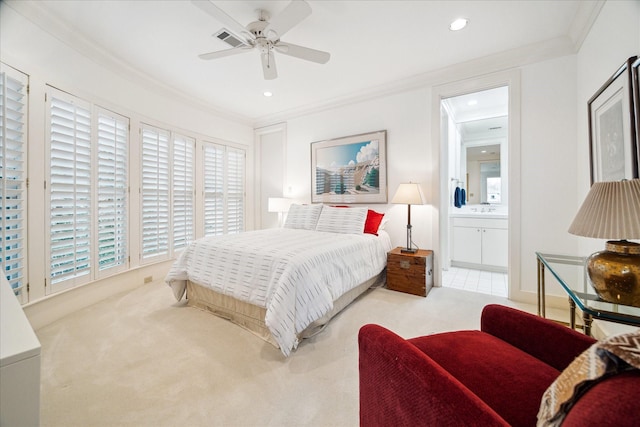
[
  {"x1": 0, "y1": 65, "x2": 28, "y2": 302},
  {"x1": 47, "y1": 88, "x2": 130, "y2": 292},
  {"x1": 226, "y1": 147, "x2": 245, "y2": 234},
  {"x1": 48, "y1": 90, "x2": 92, "y2": 292},
  {"x1": 203, "y1": 142, "x2": 245, "y2": 236},
  {"x1": 172, "y1": 134, "x2": 194, "y2": 251},
  {"x1": 203, "y1": 143, "x2": 224, "y2": 236},
  {"x1": 140, "y1": 124, "x2": 170, "y2": 262},
  {"x1": 96, "y1": 108, "x2": 129, "y2": 275},
  {"x1": 486, "y1": 177, "x2": 501, "y2": 204}
]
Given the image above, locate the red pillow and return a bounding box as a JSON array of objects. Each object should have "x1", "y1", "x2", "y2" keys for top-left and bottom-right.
[{"x1": 364, "y1": 210, "x2": 384, "y2": 235}]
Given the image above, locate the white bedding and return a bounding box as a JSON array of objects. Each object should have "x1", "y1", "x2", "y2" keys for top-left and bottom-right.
[{"x1": 165, "y1": 228, "x2": 392, "y2": 356}]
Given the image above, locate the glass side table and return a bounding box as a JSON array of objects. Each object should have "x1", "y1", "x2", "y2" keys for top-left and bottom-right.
[{"x1": 536, "y1": 252, "x2": 640, "y2": 336}]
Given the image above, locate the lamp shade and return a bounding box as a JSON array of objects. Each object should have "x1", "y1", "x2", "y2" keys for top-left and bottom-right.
[
  {"x1": 391, "y1": 183, "x2": 426, "y2": 205},
  {"x1": 568, "y1": 179, "x2": 640, "y2": 239},
  {"x1": 268, "y1": 197, "x2": 292, "y2": 213}
]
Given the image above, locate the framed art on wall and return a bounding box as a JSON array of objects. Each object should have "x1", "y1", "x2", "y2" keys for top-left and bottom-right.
[
  {"x1": 632, "y1": 56, "x2": 640, "y2": 175},
  {"x1": 588, "y1": 56, "x2": 639, "y2": 184},
  {"x1": 311, "y1": 130, "x2": 387, "y2": 204}
]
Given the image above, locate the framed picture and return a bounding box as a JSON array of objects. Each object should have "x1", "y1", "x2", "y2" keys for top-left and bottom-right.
[
  {"x1": 632, "y1": 56, "x2": 640, "y2": 175},
  {"x1": 588, "y1": 56, "x2": 639, "y2": 184},
  {"x1": 311, "y1": 130, "x2": 387, "y2": 204}
]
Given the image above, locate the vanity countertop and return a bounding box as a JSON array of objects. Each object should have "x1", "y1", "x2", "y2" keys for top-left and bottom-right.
[
  {"x1": 449, "y1": 205, "x2": 508, "y2": 219},
  {"x1": 450, "y1": 212, "x2": 508, "y2": 219}
]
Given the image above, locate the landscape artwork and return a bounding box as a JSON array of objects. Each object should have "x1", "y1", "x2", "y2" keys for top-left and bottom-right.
[{"x1": 311, "y1": 130, "x2": 387, "y2": 204}]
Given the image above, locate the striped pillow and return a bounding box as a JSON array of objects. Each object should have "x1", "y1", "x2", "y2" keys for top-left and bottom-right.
[
  {"x1": 316, "y1": 206, "x2": 368, "y2": 234},
  {"x1": 283, "y1": 204, "x2": 323, "y2": 230}
]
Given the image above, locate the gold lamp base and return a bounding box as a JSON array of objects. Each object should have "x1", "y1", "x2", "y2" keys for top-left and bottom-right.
[{"x1": 586, "y1": 240, "x2": 640, "y2": 307}]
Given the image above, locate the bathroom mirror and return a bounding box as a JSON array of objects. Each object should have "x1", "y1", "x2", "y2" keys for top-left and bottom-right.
[{"x1": 460, "y1": 116, "x2": 507, "y2": 205}]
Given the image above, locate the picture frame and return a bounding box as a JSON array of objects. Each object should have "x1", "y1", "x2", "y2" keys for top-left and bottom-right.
[
  {"x1": 588, "y1": 56, "x2": 639, "y2": 184},
  {"x1": 632, "y1": 56, "x2": 640, "y2": 175},
  {"x1": 311, "y1": 130, "x2": 387, "y2": 204}
]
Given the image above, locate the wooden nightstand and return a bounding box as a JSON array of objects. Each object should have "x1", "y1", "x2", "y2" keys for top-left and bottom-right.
[{"x1": 386, "y1": 247, "x2": 434, "y2": 297}]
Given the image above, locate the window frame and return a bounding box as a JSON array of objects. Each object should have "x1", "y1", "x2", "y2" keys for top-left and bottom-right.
[
  {"x1": 94, "y1": 107, "x2": 130, "y2": 279},
  {"x1": 202, "y1": 141, "x2": 246, "y2": 237},
  {"x1": 0, "y1": 64, "x2": 29, "y2": 302}
]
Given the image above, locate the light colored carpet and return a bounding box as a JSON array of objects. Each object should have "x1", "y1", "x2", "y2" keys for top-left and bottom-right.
[{"x1": 36, "y1": 280, "x2": 530, "y2": 427}]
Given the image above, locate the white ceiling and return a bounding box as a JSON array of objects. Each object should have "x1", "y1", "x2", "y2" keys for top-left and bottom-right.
[{"x1": 7, "y1": 0, "x2": 599, "y2": 124}]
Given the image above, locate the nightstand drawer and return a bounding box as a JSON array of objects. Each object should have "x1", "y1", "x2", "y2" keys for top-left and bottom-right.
[{"x1": 387, "y1": 247, "x2": 433, "y2": 297}]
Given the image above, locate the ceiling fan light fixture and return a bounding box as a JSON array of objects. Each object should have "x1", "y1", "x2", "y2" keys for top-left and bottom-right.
[
  {"x1": 194, "y1": 0, "x2": 330, "y2": 80},
  {"x1": 263, "y1": 91, "x2": 273, "y2": 97},
  {"x1": 449, "y1": 18, "x2": 468, "y2": 31}
]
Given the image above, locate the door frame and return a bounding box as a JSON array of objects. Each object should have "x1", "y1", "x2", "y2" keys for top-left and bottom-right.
[{"x1": 430, "y1": 69, "x2": 521, "y2": 297}]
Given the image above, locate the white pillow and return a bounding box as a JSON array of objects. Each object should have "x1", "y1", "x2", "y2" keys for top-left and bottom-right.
[
  {"x1": 283, "y1": 204, "x2": 323, "y2": 230},
  {"x1": 315, "y1": 206, "x2": 368, "y2": 234}
]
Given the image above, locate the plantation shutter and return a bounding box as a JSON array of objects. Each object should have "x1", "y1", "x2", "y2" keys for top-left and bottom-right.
[
  {"x1": 96, "y1": 109, "x2": 128, "y2": 275},
  {"x1": 48, "y1": 90, "x2": 92, "y2": 291},
  {"x1": 0, "y1": 66, "x2": 28, "y2": 302},
  {"x1": 226, "y1": 147, "x2": 245, "y2": 234},
  {"x1": 203, "y1": 142, "x2": 225, "y2": 236},
  {"x1": 141, "y1": 124, "x2": 170, "y2": 262},
  {"x1": 172, "y1": 134, "x2": 194, "y2": 251}
]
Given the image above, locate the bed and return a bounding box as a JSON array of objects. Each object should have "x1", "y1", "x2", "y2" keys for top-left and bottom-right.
[{"x1": 165, "y1": 204, "x2": 391, "y2": 356}]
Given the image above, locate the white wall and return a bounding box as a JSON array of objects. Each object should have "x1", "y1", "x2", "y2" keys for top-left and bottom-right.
[
  {"x1": 1, "y1": 4, "x2": 254, "y2": 327},
  {"x1": 283, "y1": 60, "x2": 576, "y2": 304},
  {"x1": 575, "y1": 0, "x2": 640, "y2": 256},
  {"x1": 3, "y1": 0, "x2": 638, "y2": 322},
  {"x1": 286, "y1": 89, "x2": 433, "y2": 252},
  {"x1": 273, "y1": 2, "x2": 639, "y2": 306}
]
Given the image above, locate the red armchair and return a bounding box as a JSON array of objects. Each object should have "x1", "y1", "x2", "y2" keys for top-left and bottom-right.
[{"x1": 359, "y1": 304, "x2": 640, "y2": 426}]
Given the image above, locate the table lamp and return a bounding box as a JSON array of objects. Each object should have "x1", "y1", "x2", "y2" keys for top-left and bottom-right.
[
  {"x1": 568, "y1": 179, "x2": 640, "y2": 306},
  {"x1": 391, "y1": 182, "x2": 426, "y2": 253},
  {"x1": 268, "y1": 197, "x2": 292, "y2": 227}
]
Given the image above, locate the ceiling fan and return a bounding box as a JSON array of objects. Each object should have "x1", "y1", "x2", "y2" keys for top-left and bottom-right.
[{"x1": 193, "y1": 0, "x2": 331, "y2": 80}]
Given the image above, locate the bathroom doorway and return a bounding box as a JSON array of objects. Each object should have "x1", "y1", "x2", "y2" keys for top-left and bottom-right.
[
  {"x1": 442, "y1": 87, "x2": 509, "y2": 297},
  {"x1": 432, "y1": 71, "x2": 522, "y2": 299}
]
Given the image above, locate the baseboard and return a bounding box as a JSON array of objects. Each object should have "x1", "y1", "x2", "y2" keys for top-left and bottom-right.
[{"x1": 23, "y1": 261, "x2": 173, "y2": 330}]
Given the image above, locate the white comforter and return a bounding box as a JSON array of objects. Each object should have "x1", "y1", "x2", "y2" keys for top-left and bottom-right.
[{"x1": 165, "y1": 228, "x2": 392, "y2": 356}]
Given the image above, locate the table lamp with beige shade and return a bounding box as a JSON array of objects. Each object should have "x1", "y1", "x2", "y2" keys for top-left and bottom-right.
[
  {"x1": 391, "y1": 182, "x2": 426, "y2": 254},
  {"x1": 568, "y1": 179, "x2": 640, "y2": 306}
]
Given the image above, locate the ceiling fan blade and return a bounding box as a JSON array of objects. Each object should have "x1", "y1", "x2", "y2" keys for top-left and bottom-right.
[
  {"x1": 191, "y1": 0, "x2": 253, "y2": 43},
  {"x1": 198, "y1": 46, "x2": 252, "y2": 60},
  {"x1": 261, "y1": 51, "x2": 278, "y2": 80},
  {"x1": 263, "y1": 0, "x2": 312, "y2": 40},
  {"x1": 275, "y1": 42, "x2": 330, "y2": 64}
]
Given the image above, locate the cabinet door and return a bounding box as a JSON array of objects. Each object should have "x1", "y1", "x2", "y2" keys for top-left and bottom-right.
[
  {"x1": 482, "y1": 228, "x2": 508, "y2": 267},
  {"x1": 452, "y1": 226, "x2": 482, "y2": 264}
]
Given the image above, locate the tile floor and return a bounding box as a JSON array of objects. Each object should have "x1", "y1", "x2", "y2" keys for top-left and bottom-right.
[{"x1": 441, "y1": 266, "x2": 508, "y2": 297}]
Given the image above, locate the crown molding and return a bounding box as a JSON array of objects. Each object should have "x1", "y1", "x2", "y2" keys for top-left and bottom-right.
[
  {"x1": 253, "y1": 35, "x2": 577, "y2": 128},
  {"x1": 6, "y1": 0, "x2": 592, "y2": 130},
  {"x1": 4, "y1": 0, "x2": 253, "y2": 127},
  {"x1": 568, "y1": 0, "x2": 605, "y2": 50}
]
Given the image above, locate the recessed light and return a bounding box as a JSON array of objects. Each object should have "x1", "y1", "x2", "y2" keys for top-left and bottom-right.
[
  {"x1": 449, "y1": 18, "x2": 468, "y2": 31},
  {"x1": 263, "y1": 91, "x2": 273, "y2": 97}
]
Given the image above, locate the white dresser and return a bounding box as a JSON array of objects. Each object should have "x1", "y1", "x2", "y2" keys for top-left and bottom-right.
[{"x1": 1, "y1": 277, "x2": 41, "y2": 427}]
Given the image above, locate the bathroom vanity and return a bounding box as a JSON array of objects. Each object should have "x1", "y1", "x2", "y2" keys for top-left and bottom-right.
[{"x1": 450, "y1": 206, "x2": 508, "y2": 271}]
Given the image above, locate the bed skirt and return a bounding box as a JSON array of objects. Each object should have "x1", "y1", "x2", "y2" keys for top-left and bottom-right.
[{"x1": 186, "y1": 271, "x2": 386, "y2": 350}]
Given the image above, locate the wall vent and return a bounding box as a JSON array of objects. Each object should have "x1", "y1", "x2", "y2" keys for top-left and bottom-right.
[{"x1": 215, "y1": 29, "x2": 245, "y2": 48}]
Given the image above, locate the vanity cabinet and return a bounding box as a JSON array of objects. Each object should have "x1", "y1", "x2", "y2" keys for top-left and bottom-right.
[{"x1": 451, "y1": 217, "x2": 507, "y2": 270}]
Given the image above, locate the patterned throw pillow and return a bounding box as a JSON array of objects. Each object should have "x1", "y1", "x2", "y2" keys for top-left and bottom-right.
[
  {"x1": 315, "y1": 206, "x2": 368, "y2": 234},
  {"x1": 283, "y1": 204, "x2": 323, "y2": 230},
  {"x1": 537, "y1": 330, "x2": 640, "y2": 426}
]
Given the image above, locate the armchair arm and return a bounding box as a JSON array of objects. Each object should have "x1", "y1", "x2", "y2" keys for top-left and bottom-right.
[
  {"x1": 358, "y1": 324, "x2": 509, "y2": 427},
  {"x1": 481, "y1": 304, "x2": 596, "y2": 371}
]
